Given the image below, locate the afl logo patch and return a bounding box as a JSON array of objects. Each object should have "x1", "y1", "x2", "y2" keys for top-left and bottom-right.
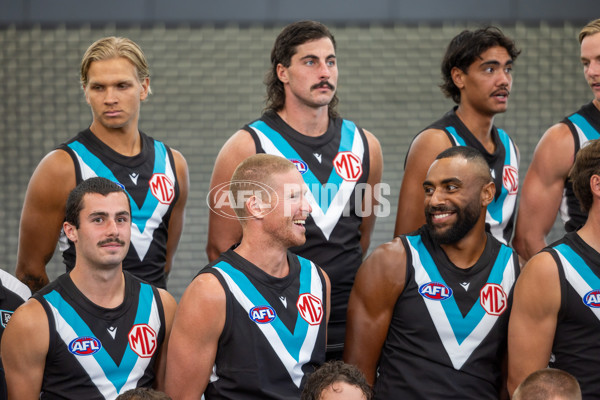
[
  {"x1": 291, "y1": 159, "x2": 309, "y2": 175},
  {"x1": 503, "y1": 165, "x2": 518, "y2": 195},
  {"x1": 69, "y1": 336, "x2": 102, "y2": 356},
  {"x1": 583, "y1": 289, "x2": 600, "y2": 308},
  {"x1": 149, "y1": 173, "x2": 175, "y2": 205},
  {"x1": 419, "y1": 282, "x2": 453, "y2": 301},
  {"x1": 297, "y1": 293, "x2": 323, "y2": 325},
  {"x1": 249, "y1": 306, "x2": 277, "y2": 324},
  {"x1": 333, "y1": 151, "x2": 363, "y2": 182},
  {"x1": 480, "y1": 283, "x2": 508, "y2": 316}
]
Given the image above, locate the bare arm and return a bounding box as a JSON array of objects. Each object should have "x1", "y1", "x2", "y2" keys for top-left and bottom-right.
[
  {"x1": 394, "y1": 129, "x2": 452, "y2": 236},
  {"x1": 153, "y1": 288, "x2": 177, "y2": 391},
  {"x1": 164, "y1": 149, "x2": 189, "y2": 278},
  {"x1": 512, "y1": 124, "x2": 574, "y2": 261},
  {"x1": 507, "y1": 251, "x2": 561, "y2": 395},
  {"x1": 165, "y1": 273, "x2": 226, "y2": 399},
  {"x1": 206, "y1": 130, "x2": 257, "y2": 261},
  {"x1": 359, "y1": 129, "x2": 383, "y2": 256},
  {"x1": 343, "y1": 237, "x2": 407, "y2": 384},
  {"x1": 16, "y1": 150, "x2": 76, "y2": 291},
  {"x1": 1, "y1": 299, "x2": 49, "y2": 399}
]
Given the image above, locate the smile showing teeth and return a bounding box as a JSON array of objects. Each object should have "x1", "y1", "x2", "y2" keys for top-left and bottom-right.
[
  {"x1": 433, "y1": 213, "x2": 452, "y2": 219},
  {"x1": 293, "y1": 220, "x2": 305, "y2": 225}
]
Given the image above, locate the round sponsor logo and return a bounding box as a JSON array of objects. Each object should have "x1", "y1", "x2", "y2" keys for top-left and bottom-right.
[
  {"x1": 291, "y1": 159, "x2": 309, "y2": 175},
  {"x1": 419, "y1": 282, "x2": 453, "y2": 301},
  {"x1": 503, "y1": 165, "x2": 518, "y2": 195},
  {"x1": 297, "y1": 293, "x2": 323, "y2": 325},
  {"x1": 583, "y1": 289, "x2": 600, "y2": 308},
  {"x1": 333, "y1": 151, "x2": 363, "y2": 182},
  {"x1": 149, "y1": 173, "x2": 175, "y2": 204},
  {"x1": 207, "y1": 180, "x2": 278, "y2": 220},
  {"x1": 480, "y1": 283, "x2": 508, "y2": 315},
  {"x1": 128, "y1": 324, "x2": 157, "y2": 358},
  {"x1": 249, "y1": 305, "x2": 277, "y2": 324},
  {"x1": 68, "y1": 336, "x2": 102, "y2": 356}
]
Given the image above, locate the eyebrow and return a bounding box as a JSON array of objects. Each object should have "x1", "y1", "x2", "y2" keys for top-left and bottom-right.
[
  {"x1": 88, "y1": 210, "x2": 130, "y2": 218},
  {"x1": 422, "y1": 177, "x2": 463, "y2": 187},
  {"x1": 479, "y1": 59, "x2": 513, "y2": 67},
  {"x1": 300, "y1": 54, "x2": 336, "y2": 61}
]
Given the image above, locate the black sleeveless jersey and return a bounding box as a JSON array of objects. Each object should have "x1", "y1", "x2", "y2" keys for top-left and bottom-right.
[
  {"x1": 560, "y1": 102, "x2": 600, "y2": 232},
  {"x1": 547, "y1": 232, "x2": 600, "y2": 398},
  {"x1": 374, "y1": 227, "x2": 519, "y2": 399},
  {"x1": 201, "y1": 249, "x2": 327, "y2": 399},
  {"x1": 408, "y1": 108, "x2": 519, "y2": 244},
  {"x1": 58, "y1": 129, "x2": 180, "y2": 288},
  {"x1": 33, "y1": 272, "x2": 166, "y2": 399},
  {"x1": 244, "y1": 110, "x2": 370, "y2": 351}
]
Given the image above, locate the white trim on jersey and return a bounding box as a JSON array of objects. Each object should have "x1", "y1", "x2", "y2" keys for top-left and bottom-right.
[
  {"x1": 0, "y1": 269, "x2": 31, "y2": 300},
  {"x1": 557, "y1": 251, "x2": 600, "y2": 322},
  {"x1": 409, "y1": 243, "x2": 517, "y2": 370}
]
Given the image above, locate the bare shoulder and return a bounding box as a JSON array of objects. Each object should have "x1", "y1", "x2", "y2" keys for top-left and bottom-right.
[
  {"x1": 157, "y1": 288, "x2": 177, "y2": 312},
  {"x1": 32, "y1": 149, "x2": 76, "y2": 183},
  {"x1": 408, "y1": 128, "x2": 453, "y2": 156},
  {"x1": 358, "y1": 237, "x2": 407, "y2": 289},
  {"x1": 181, "y1": 272, "x2": 226, "y2": 305},
  {"x1": 519, "y1": 251, "x2": 560, "y2": 283},
  {"x1": 219, "y1": 129, "x2": 257, "y2": 159},
  {"x1": 5, "y1": 298, "x2": 48, "y2": 336},
  {"x1": 533, "y1": 122, "x2": 575, "y2": 170}
]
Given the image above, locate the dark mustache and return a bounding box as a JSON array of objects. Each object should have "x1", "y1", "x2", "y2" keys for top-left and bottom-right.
[
  {"x1": 311, "y1": 81, "x2": 335, "y2": 91},
  {"x1": 97, "y1": 238, "x2": 126, "y2": 246},
  {"x1": 426, "y1": 205, "x2": 457, "y2": 214},
  {"x1": 492, "y1": 87, "x2": 510, "y2": 96}
]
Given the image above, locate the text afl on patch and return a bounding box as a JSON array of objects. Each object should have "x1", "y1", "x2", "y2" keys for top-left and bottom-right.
[
  {"x1": 69, "y1": 336, "x2": 102, "y2": 356},
  {"x1": 583, "y1": 289, "x2": 600, "y2": 308},
  {"x1": 249, "y1": 305, "x2": 277, "y2": 324},
  {"x1": 419, "y1": 282, "x2": 453, "y2": 301}
]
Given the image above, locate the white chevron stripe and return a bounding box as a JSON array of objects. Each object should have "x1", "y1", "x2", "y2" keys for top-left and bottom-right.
[{"x1": 557, "y1": 251, "x2": 600, "y2": 321}]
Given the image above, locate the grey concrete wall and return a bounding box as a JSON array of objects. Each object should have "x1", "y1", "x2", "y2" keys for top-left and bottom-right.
[{"x1": 0, "y1": 22, "x2": 590, "y2": 299}]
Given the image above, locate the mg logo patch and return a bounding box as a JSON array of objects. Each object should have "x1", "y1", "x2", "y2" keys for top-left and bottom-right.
[
  {"x1": 128, "y1": 324, "x2": 157, "y2": 358},
  {"x1": 502, "y1": 165, "x2": 518, "y2": 195},
  {"x1": 150, "y1": 173, "x2": 175, "y2": 204},
  {"x1": 480, "y1": 283, "x2": 508, "y2": 316},
  {"x1": 333, "y1": 152, "x2": 363, "y2": 182},
  {"x1": 296, "y1": 293, "x2": 323, "y2": 325}
]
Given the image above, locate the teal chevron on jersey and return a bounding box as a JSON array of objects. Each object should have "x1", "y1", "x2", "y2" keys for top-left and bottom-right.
[
  {"x1": 407, "y1": 235, "x2": 513, "y2": 344},
  {"x1": 249, "y1": 119, "x2": 357, "y2": 213},
  {"x1": 487, "y1": 129, "x2": 512, "y2": 225},
  {"x1": 445, "y1": 127, "x2": 467, "y2": 146},
  {"x1": 569, "y1": 114, "x2": 600, "y2": 139},
  {"x1": 44, "y1": 286, "x2": 157, "y2": 394},
  {"x1": 555, "y1": 243, "x2": 600, "y2": 293},
  {"x1": 214, "y1": 260, "x2": 314, "y2": 359},
  {"x1": 67, "y1": 141, "x2": 168, "y2": 233}
]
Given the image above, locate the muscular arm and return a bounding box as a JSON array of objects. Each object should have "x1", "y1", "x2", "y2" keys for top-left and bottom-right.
[
  {"x1": 16, "y1": 150, "x2": 76, "y2": 291},
  {"x1": 512, "y1": 124, "x2": 574, "y2": 260},
  {"x1": 206, "y1": 130, "x2": 257, "y2": 261},
  {"x1": 343, "y1": 237, "x2": 407, "y2": 384},
  {"x1": 394, "y1": 129, "x2": 452, "y2": 236},
  {"x1": 165, "y1": 273, "x2": 226, "y2": 399},
  {"x1": 164, "y1": 149, "x2": 189, "y2": 279},
  {"x1": 507, "y1": 251, "x2": 561, "y2": 395},
  {"x1": 1, "y1": 299, "x2": 49, "y2": 399},
  {"x1": 359, "y1": 129, "x2": 383, "y2": 256},
  {"x1": 153, "y1": 289, "x2": 177, "y2": 391}
]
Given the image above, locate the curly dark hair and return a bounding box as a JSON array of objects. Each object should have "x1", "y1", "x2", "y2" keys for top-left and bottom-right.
[
  {"x1": 265, "y1": 20, "x2": 339, "y2": 119},
  {"x1": 440, "y1": 26, "x2": 521, "y2": 104},
  {"x1": 301, "y1": 361, "x2": 372, "y2": 400},
  {"x1": 570, "y1": 139, "x2": 600, "y2": 213}
]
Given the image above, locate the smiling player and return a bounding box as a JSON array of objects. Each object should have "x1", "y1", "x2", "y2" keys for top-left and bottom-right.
[
  {"x1": 345, "y1": 147, "x2": 519, "y2": 399},
  {"x1": 167, "y1": 155, "x2": 330, "y2": 399}
]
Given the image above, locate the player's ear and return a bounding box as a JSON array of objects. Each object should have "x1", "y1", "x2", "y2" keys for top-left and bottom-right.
[
  {"x1": 246, "y1": 195, "x2": 267, "y2": 220},
  {"x1": 63, "y1": 221, "x2": 78, "y2": 243},
  {"x1": 590, "y1": 174, "x2": 600, "y2": 199},
  {"x1": 451, "y1": 67, "x2": 465, "y2": 90},
  {"x1": 480, "y1": 181, "x2": 495, "y2": 207},
  {"x1": 276, "y1": 63, "x2": 289, "y2": 84}
]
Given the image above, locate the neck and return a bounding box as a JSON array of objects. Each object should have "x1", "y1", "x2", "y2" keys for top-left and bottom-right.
[
  {"x1": 89, "y1": 121, "x2": 141, "y2": 156},
  {"x1": 577, "y1": 208, "x2": 600, "y2": 253},
  {"x1": 439, "y1": 223, "x2": 488, "y2": 270},
  {"x1": 69, "y1": 264, "x2": 125, "y2": 308},
  {"x1": 234, "y1": 231, "x2": 290, "y2": 278},
  {"x1": 277, "y1": 104, "x2": 330, "y2": 137},
  {"x1": 593, "y1": 98, "x2": 600, "y2": 112},
  {"x1": 455, "y1": 105, "x2": 496, "y2": 151}
]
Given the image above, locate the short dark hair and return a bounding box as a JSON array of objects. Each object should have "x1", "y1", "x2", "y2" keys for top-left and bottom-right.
[
  {"x1": 435, "y1": 146, "x2": 493, "y2": 184},
  {"x1": 440, "y1": 26, "x2": 521, "y2": 104},
  {"x1": 65, "y1": 177, "x2": 129, "y2": 228},
  {"x1": 301, "y1": 361, "x2": 372, "y2": 400},
  {"x1": 265, "y1": 20, "x2": 339, "y2": 119},
  {"x1": 115, "y1": 387, "x2": 172, "y2": 400},
  {"x1": 570, "y1": 139, "x2": 600, "y2": 213},
  {"x1": 513, "y1": 368, "x2": 581, "y2": 400}
]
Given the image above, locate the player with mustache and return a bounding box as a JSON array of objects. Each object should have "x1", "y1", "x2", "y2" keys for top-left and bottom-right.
[{"x1": 394, "y1": 26, "x2": 521, "y2": 246}]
